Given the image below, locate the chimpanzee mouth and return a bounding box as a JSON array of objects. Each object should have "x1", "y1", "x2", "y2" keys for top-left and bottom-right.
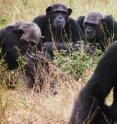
[
  {"x1": 85, "y1": 32, "x2": 96, "y2": 40},
  {"x1": 54, "y1": 21, "x2": 65, "y2": 29}
]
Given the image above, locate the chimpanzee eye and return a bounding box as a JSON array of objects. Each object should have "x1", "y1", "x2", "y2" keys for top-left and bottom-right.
[
  {"x1": 54, "y1": 11, "x2": 60, "y2": 15},
  {"x1": 84, "y1": 23, "x2": 97, "y2": 29},
  {"x1": 54, "y1": 11, "x2": 67, "y2": 16},
  {"x1": 30, "y1": 42, "x2": 35, "y2": 46},
  {"x1": 61, "y1": 11, "x2": 67, "y2": 16}
]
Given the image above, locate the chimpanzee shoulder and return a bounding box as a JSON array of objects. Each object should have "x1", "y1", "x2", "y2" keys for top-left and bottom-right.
[
  {"x1": 65, "y1": 18, "x2": 85, "y2": 41},
  {"x1": 66, "y1": 17, "x2": 81, "y2": 27},
  {"x1": 103, "y1": 15, "x2": 117, "y2": 39},
  {"x1": 0, "y1": 25, "x2": 21, "y2": 69},
  {"x1": 77, "y1": 16, "x2": 85, "y2": 32},
  {"x1": 33, "y1": 15, "x2": 48, "y2": 30},
  {"x1": 0, "y1": 24, "x2": 21, "y2": 53},
  {"x1": 0, "y1": 25, "x2": 14, "y2": 39},
  {"x1": 34, "y1": 15, "x2": 81, "y2": 29}
]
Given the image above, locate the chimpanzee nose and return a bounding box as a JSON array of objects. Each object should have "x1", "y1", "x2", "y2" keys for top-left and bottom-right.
[{"x1": 59, "y1": 16, "x2": 63, "y2": 20}]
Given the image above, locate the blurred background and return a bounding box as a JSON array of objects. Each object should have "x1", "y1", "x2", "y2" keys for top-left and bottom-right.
[{"x1": 0, "y1": 0, "x2": 117, "y2": 27}]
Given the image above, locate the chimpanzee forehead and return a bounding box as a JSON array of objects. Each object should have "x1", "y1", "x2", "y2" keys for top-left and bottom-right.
[
  {"x1": 13, "y1": 21, "x2": 42, "y2": 41},
  {"x1": 84, "y1": 12, "x2": 104, "y2": 25},
  {"x1": 52, "y1": 4, "x2": 68, "y2": 13}
]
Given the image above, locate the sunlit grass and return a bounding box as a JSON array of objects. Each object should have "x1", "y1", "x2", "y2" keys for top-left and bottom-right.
[
  {"x1": 0, "y1": 0, "x2": 117, "y2": 27},
  {"x1": 0, "y1": 0, "x2": 116, "y2": 123}
]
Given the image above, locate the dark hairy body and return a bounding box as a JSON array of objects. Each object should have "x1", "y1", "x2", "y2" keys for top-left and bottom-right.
[
  {"x1": 0, "y1": 21, "x2": 47, "y2": 89},
  {"x1": 77, "y1": 12, "x2": 117, "y2": 52},
  {"x1": 69, "y1": 41, "x2": 117, "y2": 124},
  {"x1": 33, "y1": 4, "x2": 84, "y2": 58}
]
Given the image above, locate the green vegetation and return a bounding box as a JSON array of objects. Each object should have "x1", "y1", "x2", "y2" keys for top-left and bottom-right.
[
  {"x1": 54, "y1": 50, "x2": 101, "y2": 80},
  {"x1": 0, "y1": 0, "x2": 115, "y2": 123}
]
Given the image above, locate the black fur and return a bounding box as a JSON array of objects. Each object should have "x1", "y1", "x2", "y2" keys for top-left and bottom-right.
[
  {"x1": 0, "y1": 21, "x2": 46, "y2": 89},
  {"x1": 33, "y1": 4, "x2": 84, "y2": 56},
  {"x1": 69, "y1": 41, "x2": 117, "y2": 124},
  {"x1": 77, "y1": 14, "x2": 117, "y2": 52}
]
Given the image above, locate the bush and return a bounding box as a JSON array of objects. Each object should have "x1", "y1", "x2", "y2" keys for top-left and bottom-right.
[{"x1": 54, "y1": 50, "x2": 101, "y2": 80}]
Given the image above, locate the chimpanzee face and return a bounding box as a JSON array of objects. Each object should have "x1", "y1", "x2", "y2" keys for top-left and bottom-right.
[
  {"x1": 13, "y1": 22, "x2": 42, "y2": 52},
  {"x1": 52, "y1": 9, "x2": 67, "y2": 28},
  {"x1": 46, "y1": 4, "x2": 72, "y2": 29},
  {"x1": 83, "y1": 11, "x2": 104, "y2": 40},
  {"x1": 84, "y1": 22, "x2": 98, "y2": 40}
]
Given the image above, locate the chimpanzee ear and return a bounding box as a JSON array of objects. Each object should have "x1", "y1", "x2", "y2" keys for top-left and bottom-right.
[
  {"x1": 13, "y1": 28, "x2": 24, "y2": 38},
  {"x1": 46, "y1": 6, "x2": 52, "y2": 15},
  {"x1": 68, "y1": 8, "x2": 72, "y2": 16},
  {"x1": 101, "y1": 15, "x2": 107, "y2": 26},
  {"x1": 101, "y1": 15, "x2": 113, "y2": 30},
  {"x1": 102, "y1": 15, "x2": 112, "y2": 24}
]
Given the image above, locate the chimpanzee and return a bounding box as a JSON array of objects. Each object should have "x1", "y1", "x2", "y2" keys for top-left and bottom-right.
[
  {"x1": 33, "y1": 3, "x2": 84, "y2": 56},
  {"x1": 0, "y1": 21, "x2": 47, "y2": 89},
  {"x1": 69, "y1": 41, "x2": 117, "y2": 124},
  {"x1": 77, "y1": 11, "x2": 117, "y2": 52}
]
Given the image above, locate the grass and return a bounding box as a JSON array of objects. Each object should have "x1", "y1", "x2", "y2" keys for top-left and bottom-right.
[
  {"x1": 0, "y1": 0, "x2": 117, "y2": 27},
  {"x1": 0, "y1": 0, "x2": 115, "y2": 123}
]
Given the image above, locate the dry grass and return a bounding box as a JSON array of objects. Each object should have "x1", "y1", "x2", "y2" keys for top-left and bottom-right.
[
  {"x1": 0, "y1": 63, "x2": 85, "y2": 124},
  {"x1": 0, "y1": 0, "x2": 116, "y2": 123},
  {"x1": 0, "y1": 0, "x2": 117, "y2": 27},
  {"x1": 0, "y1": 56, "x2": 86, "y2": 124}
]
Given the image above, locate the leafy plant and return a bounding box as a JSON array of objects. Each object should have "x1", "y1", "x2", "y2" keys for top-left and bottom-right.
[{"x1": 54, "y1": 50, "x2": 101, "y2": 80}]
